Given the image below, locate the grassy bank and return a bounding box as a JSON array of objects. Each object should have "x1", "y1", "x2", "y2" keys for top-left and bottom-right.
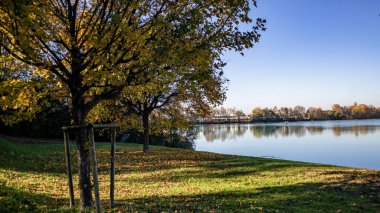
[{"x1": 0, "y1": 137, "x2": 379, "y2": 212}]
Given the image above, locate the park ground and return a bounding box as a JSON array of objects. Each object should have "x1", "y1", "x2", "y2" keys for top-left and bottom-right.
[{"x1": 0, "y1": 136, "x2": 380, "y2": 212}]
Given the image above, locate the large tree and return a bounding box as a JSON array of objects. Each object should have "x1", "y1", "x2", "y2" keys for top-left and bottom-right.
[{"x1": 0, "y1": 0, "x2": 265, "y2": 208}]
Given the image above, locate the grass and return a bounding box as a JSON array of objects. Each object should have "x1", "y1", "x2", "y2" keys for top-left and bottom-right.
[{"x1": 0, "y1": 137, "x2": 380, "y2": 212}]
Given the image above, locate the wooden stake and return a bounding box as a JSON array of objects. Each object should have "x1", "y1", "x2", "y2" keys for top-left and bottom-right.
[
  {"x1": 89, "y1": 127, "x2": 101, "y2": 213},
  {"x1": 63, "y1": 130, "x2": 75, "y2": 206},
  {"x1": 110, "y1": 126, "x2": 116, "y2": 207}
]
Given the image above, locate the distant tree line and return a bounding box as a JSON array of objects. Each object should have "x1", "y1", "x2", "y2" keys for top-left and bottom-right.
[
  {"x1": 250, "y1": 103, "x2": 380, "y2": 122},
  {"x1": 211, "y1": 107, "x2": 246, "y2": 118},
  {"x1": 201, "y1": 107, "x2": 249, "y2": 123},
  {"x1": 202, "y1": 103, "x2": 380, "y2": 123}
]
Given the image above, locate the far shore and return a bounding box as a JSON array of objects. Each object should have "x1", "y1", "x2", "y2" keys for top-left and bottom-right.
[{"x1": 196, "y1": 117, "x2": 380, "y2": 125}]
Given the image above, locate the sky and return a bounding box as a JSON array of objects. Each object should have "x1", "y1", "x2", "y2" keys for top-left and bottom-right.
[{"x1": 221, "y1": 0, "x2": 380, "y2": 113}]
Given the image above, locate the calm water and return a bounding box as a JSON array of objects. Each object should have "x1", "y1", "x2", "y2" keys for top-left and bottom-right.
[{"x1": 194, "y1": 119, "x2": 380, "y2": 170}]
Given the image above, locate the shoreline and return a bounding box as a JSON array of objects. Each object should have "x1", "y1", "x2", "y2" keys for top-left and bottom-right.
[{"x1": 196, "y1": 117, "x2": 380, "y2": 125}]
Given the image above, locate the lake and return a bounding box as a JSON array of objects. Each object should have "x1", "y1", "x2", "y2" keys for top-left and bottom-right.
[{"x1": 194, "y1": 119, "x2": 380, "y2": 170}]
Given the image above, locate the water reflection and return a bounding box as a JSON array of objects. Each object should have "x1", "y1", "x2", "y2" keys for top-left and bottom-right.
[
  {"x1": 194, "y1": 120, "x2": 380, "y2": 170},
  {"x1": 197, "y1": 124, "x2": 247, "y2": 142},
  {"x1": 196, "y1": 124, "x2": 380, "y2": 142}
]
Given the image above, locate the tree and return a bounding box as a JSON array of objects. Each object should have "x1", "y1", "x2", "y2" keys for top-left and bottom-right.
[
  {"x1": 262, "y1": 107, "x2": 277, "y2": 121},
  {"x1": 220, "y1": 107, "x2": 228, "y2": 117},
  {"x1": 251, "y1": 107, "x2": 262, "y2": 121},
  {"x1": 351, "y1": 103, "x2": 370, "y2": 119},
  {"x1": 125, "y1": 85, "x2": 180, "y2": 154},
  {"x1": 279, "y1": 107, "x2": 289, "y2": 120},
  {"x1": 106, "y1": 59, "x2": 225, "y2": 153},
  {"x1": 306, "y1": 107, "x2": 316, "y2": 120},
  {"x1": 331, "y1": 104, "x2": 343, "y2": 119},
  {"x1": 293, "y1": 106, "x2": 306, "y2": 120},
  {"x1": 311, "y1": 107, "x2": 326, "y2": 120},
  {"x1": 133, "y1": 70, "x2": 223, "y2": 152},
  {"x1": 227, "y1": 107, "x2": 237, "y2": 117},
  {"x1": 0, "y1": 0, "x2": 265, "y2": 208},
  {"x1": 0, "y1": 48, "x2": 54, "y2": 125},
  {"x1": 235, "y1": 109, "x2": 245, "y2": 122},
  {"x1": 212, "y1": 108, "x2": 221, "y2": 117}
]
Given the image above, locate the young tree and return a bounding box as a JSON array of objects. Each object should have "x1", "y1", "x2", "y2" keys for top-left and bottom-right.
[
  {"x1": 121, "y1": 70, "x2": 224, "y2": 153},
  {"x1": 1, "y1": 0, "x2": 265, "y2": 208},
  {"x1": 92, "y1": 53, "x2": 227, "y2": 153}
]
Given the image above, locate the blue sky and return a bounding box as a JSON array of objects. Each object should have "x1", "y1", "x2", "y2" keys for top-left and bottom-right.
[{"x1": 222, "y1": 0, "x2": 380, "y2": 113}]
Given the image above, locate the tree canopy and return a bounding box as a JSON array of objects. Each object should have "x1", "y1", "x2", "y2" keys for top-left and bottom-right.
[
  {"x1": 0, "y1": 0, "x2": 265, "y2": 124},
  {"x1": 0, "y1": 0, "x2": 265, "y2": 208}
]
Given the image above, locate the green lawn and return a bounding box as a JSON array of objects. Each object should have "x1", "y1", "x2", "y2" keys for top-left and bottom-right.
[{"x1": 0, "y1": 137, "x2": 379, "y2": 212}]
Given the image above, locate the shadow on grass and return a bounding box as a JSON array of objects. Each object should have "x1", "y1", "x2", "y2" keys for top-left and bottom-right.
[
  {"x1": 0, "y1": 138, "x2": 67, "y2": 175},
  {"x1": 320, "y1": 170, "x2": 380, "y2": 200},
  {"x1": 114, "y1": 179, "x2": 380, "y2": 212},
  {"x1": 0, "y1": 180, "x2": 74, "y2": 212},
  {"x1": 118, "y1": 154, "x2": 329, "y2": 184}
]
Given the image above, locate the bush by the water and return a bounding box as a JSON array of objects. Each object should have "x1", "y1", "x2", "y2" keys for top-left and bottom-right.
[{"x1": 119, "y1": 127, "x2": 196, "y2": 150}]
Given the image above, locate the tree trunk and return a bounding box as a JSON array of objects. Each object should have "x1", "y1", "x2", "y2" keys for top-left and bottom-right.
[
  {"x1": 142, "y1": 111, "x2": 150, "y2": 153},
  {"x1": 72, "y1": 101, "x2": 93, "y2": 208}
]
